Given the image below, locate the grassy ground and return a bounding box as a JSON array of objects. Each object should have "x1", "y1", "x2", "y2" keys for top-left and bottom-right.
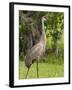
[{"x1": 19, "y1": 57, "x2": 64, "y2": 79}]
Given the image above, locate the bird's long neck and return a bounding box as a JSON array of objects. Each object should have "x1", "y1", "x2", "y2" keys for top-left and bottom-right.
[
  {"x1": 42, "y1": 17, "x2": 45, "y2": 35},
  {"x1": 39, "y1": 17, "x2": 47, "y2": 48},
  {"x1": 40, "y1": 17, "x2": 46, "y2": 40}
]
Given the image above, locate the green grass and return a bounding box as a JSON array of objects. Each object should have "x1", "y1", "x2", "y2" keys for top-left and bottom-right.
[{"x1": 19, "y1": 59, "x2": 64, "y2": 79}]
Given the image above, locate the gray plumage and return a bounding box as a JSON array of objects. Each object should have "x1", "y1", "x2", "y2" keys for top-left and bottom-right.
[
  {"x1": 25, "y1": 17, "x2": 46, "y2": 78},
  {"x1": 25, "y1": 16, "x2": 47, "y2": 78}
]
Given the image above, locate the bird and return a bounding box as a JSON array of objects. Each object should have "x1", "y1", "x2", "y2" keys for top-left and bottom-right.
[{"x1": 25, "y1": 16, "x2": 48, "y2": 79}]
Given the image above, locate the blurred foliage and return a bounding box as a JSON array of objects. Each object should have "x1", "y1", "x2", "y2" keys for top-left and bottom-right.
[{"x1": 19, "y1": 11, "x2": 64, "y2": 61}]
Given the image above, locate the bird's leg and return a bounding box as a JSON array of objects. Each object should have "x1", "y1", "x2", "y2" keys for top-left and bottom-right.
[
  {"x1": 36, "y1": 59, "x2": 39, "y2": 78},
  {"x1": 25, "y1": 67, "x2": 30, "y2": 79}
]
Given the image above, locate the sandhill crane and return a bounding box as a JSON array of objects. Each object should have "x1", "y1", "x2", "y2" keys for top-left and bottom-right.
[{"x1": 25, "y1": 16, "x2": 48, "y2": 79}]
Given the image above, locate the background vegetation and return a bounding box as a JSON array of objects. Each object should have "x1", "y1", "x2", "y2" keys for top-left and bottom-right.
[{"x1": 19, "y1": 11, "x2": 64, "y2": 79}]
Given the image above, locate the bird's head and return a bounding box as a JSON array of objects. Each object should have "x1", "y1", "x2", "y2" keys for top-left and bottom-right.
[{"x1": 42, "y1": 16, "x2": 48, "y2": 21}]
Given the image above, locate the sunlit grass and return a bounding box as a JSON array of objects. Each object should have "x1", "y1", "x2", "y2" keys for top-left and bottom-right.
[{"x1": 19, "y1": 59, "x2": 64, "y2": 79}]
